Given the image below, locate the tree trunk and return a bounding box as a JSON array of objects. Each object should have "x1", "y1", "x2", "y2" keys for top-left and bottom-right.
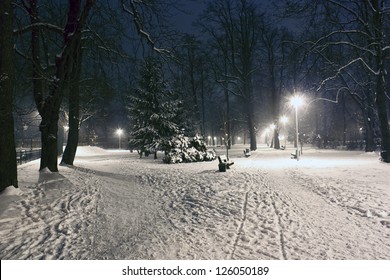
[
  {"x1": 61, "y1": 83, "x2": 80, "y2": 165},
  {"x1": 364, "y1": 107, "x2": 375, "y2": 152},
  {"x1": 375, "y1": 68, "x2": 390, "y2": 162},
  {"x1": 273, "y1": 126, "x2": 280, "y2": 149},
  {"x1": 39, "y1": 110, "x2": 60, "y2": 171},
  {"x1": 247, "y1": 101, "x2": 257, "y2": 151},
  {"x1": 188, "y1": 47, "x2": 200, "y2": 132},
  {"x1": 342, "y1": 94, "x2": 347, "y2": 146},
  {"x1": 28, "y1": 0, "x2": 60, "y2": 171},
  {"x1": 224, "y1": 59, "x2": 231, "y2": 149},
  {"x1": 62, "y1": 36, "x2": 82, "y2": 166},
  {"x1": 248, "y1": 118, "x2": 257, "y2": 151},
  {"x1": 34, "y1": 0, "x2": 93, "y2": 171},
  {"x1": 269, "y1": 50, "x2": 280, "y2": 150},
  {"x1": 243, "y1": 73, "x2": 257, "y2": 151},
  {"x1": 0, "y1": 0, "x2": 18, "y2": 191},
  {"x1": 373, "y1": 0, "x2": 390, "y2": 162},
  {"x1": 200, "y1": 60, "x2": 206, "y2": 137}
]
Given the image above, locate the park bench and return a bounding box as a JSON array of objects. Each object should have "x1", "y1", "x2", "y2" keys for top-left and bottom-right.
[
  {"x1": 243, "y1": 148, "x2": 251, "y2": 157},
  {"x1": 218, "y1": 155, "x2": 234, "y2": 172},
  {"x1": 290, "y1": 152, "x2": 297, "y2": 159}
]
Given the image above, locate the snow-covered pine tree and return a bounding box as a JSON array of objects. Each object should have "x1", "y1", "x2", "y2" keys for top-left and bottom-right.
[{"x1": 127, "y1": 57, "x2": 180, "y2": 159}]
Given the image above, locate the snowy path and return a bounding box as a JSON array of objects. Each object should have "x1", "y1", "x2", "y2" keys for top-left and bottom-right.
[
  {"x1": 1, "y1": 146, "x2": 389, "y2": 259},
  {"x1": 0, "y1": 165, "x2": 101, "y2": 259}
]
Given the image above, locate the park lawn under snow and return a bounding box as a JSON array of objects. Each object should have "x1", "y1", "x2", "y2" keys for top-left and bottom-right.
[{"x1": 0, "y1": 145, "x2": 389, "y2": 260}]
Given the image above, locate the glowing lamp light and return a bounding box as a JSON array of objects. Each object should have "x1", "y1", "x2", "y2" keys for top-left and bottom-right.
[
  {"x1": 116, "y1": 128, "x2": 123, "y2": 136},
  {"x1": 290, "y1": 95, "x2": 304, "y2": 109}
]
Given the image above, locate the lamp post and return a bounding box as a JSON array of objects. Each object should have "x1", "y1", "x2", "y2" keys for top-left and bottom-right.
[
  {"x1": 116, "y1": 128, "x2": 123, "y2": 149},
  {"x1": 290, "y1": 96, "x2": 304, "y2": 160}
]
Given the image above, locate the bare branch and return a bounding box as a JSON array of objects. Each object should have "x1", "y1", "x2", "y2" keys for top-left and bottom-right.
[
  {"x1": 316, "y1": 57, "x2": 379, "y2": 91},
  {"x1": 121, "y1": 0, "x2": 172, "y2": 57},
  {"x1": 14, "y1": 22, "x2": 63, "y2": 35}
]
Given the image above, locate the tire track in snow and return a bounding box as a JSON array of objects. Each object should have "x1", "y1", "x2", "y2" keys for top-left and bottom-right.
[
  {"x1": 229, "y1": 169, "x2": 289, "y2": 260},
  {"x1": 230, "y1": 172, "x2": 254, "y2": 259},
  {"x1": 259, "y1": 174, "x2": 288, "y2": 260},
  {"x1": 270, "y1": 195, "x2": 287, "y2": 260}
]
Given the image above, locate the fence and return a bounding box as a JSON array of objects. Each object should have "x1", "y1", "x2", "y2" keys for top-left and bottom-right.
[{"x1": 16, "y1": 149, "x2": 41, "y2": 165}]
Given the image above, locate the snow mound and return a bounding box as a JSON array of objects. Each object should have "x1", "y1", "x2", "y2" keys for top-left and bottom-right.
[
  {"x1": 0, "y1": 186, "x2": 22, "y2": 197},
  {"x1": 76, "y1": 145, "x2": 108, "y2": 156},
  {"x1": 39, "y1": 167, "x2": 51, "y2": 173}
]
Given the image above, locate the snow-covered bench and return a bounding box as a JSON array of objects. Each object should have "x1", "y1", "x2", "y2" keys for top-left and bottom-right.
[
  {"x1": 218, "y1": 155, "x2": 234, "y2": 172},
  {"x1": 243, "y1": 148, "x2": 251, "y2": 157}
]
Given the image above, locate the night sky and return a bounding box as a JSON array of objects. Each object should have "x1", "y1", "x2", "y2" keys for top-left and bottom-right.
[{"x1": 171, "y1": 0, "x2": 273, "y2": 34}]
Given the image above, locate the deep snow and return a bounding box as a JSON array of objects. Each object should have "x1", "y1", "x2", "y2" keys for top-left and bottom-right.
[{"x1": 0, "y1": 145, "x2": 389, "y2": 260}]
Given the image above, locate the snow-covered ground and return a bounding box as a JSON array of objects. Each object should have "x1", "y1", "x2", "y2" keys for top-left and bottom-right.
[{"x1": 0, "y1": 145, "x2": 389, "y2": 260}]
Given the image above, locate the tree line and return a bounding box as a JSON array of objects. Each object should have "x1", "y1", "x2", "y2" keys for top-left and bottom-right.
[{"x1": 1, "y1": 0, "x2": 390, "y2": 192}]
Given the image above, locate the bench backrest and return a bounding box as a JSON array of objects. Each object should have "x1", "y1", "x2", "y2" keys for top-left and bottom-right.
[{"x1": 218, "y1": 155, "x2": 228, "y2": 163}]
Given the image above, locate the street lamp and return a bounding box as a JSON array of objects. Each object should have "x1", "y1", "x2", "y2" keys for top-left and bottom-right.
[
  {"x1": 290, "y1": 96, "x2": 304, "y2": 160},
  {"x1": 116, "y1": 128, "x2": 123, "y2": 149}
]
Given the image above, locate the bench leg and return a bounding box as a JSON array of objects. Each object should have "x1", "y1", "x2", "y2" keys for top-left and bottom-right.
[{"x1": 218, "y1": 163, "x2": 227, "y2": 172}]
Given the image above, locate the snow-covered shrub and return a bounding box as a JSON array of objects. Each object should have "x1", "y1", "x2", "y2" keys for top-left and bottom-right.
[{"x1": 163, "y1": 134, "x2": 216, "y2": 164}]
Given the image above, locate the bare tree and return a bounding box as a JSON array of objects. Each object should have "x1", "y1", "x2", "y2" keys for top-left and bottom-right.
[
  {"x1": 297, "y1": 0, "x2": 390, "y2": 161},
  {"x1": 199, "y1": 0, "x2": 261, "y2": 151},
  {"x1": 24, "y1": 0, "x2": 94, "y2": 171},
  {"x1": 258, "y1": 22, "x2": 293, "y2": 150}
]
